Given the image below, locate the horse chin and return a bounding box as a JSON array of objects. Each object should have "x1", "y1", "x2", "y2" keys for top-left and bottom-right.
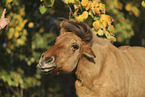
[{"x1": 37, "y1": 63, "x2": 56, "y2": 73}]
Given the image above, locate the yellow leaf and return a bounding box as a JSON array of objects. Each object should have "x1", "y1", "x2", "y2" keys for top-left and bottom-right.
[
  {"x1": 9, "y1": 12, "x2": 14, "y2": 16},
  {"x1": 39, "y1": 28, "x2": 44, "y2": 33},
  {"x1": 21, "y1": 19, "x2": 28, "y2": 28},
  {"x1": 63, "y1": 0, "x2": 68, "y2": 4},
  {"x1": 102, "y1": 21, "x2": 107, "y2": 28},
  {"x1": 16, "y1": 15, "x2": 22, "y2": 21},
  {"x1": 19, "y1": 8, "x2": 25, "y2": 16},
  {"x1": 23, "y1": 19, "x2": 28, "y2": 24},
  {"x1": 8, "y1": 28, "x2": 15, "y2": 39},
  {"x1": 9, "y1": 28, "x2": 15, "y2": 33},
  {"x1": 101, "y1": 14, "x2": 111, "y2": 23},
  {"x1": 131, "y1": 6, "x2": 140, "y2": 17},
  {"x1": 117, "y1": 2, "x2": 123, "y2": 10},
  {"x1": 7, "y1": 4, "x2": 12, "y2": 9},
  {"x1": 100, "y1": 14, "x2": 112, "y2": 27},
  {"x1": 28, "y1": 22, "x2": 34, "y2": 28},
  {"x1": 63, "y1": 0, "x2": 75, "y2": 4},
  {"x1": 94, "y1": 3, "x2": 100, "y2": 8},
  {"x1": 23, "y1": 29, "x2": 28, "y2": 35},
  {"x1": 99, "y1": 3, "x2": 105, "y2": 11},
  {"x1": 75, "y1": 15, "x2": 84, "y2": 21},
  {"x1": 82, "y1": 11, "x2": 89, "y2": 19},
  {"x1": 114, "y1": 0, "x2": 123, "y2": 10},
  {"x1": 14, "y1": 32, "x2": 19, "y2": 38},
  {"x1": 142, "y1": 1, "x2": 145, "y2": 7},
  {"x1": 81, "y1": 0, "x2": 88, "y2": 7},
  {"x1": 93, "y1": 20, "x2": 101, "y2": 30},
  {"x1": 17, "y1": 67, "x2": 22, "y2": 73},
  {"x1": 93, "y1": 0, "x2": 101, "y2": 2},
  {"x1": 20, "y1": 84, "x2": 24, "y2": 89},
  {"x1": 17, "y1": 39, "x2": 25, "y2": 46},
  {"x1": 91, "y1": 2, "x2": 95, "y2": 8},
  {"x1": 91, "y1": 3, "x2": 105, "y2": 14},
  {"x1": 7, "y1": 0, "x2": 13, "y2": 3},
  {"x1": 7, "y1": 42, "x2": 14, "y2": 50},
  {"x1": 16, "y1": 26, "x2": 22, "y2": 31},
  {"x1": 86, "y1": 1, "x2": 92, "y2": 10},
  {"x1": 30, "y1": 57, "x2": 35, "y2": 62},
  {"x1": 94, "y1": 8, "x2": 100, "y2": 14},
  {"x1": 125, "y1": 3, "x2": 132, "y2": 11}
]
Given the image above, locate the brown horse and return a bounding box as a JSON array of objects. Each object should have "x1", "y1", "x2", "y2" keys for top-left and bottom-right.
[{"x1": 37, "y1": 21, "x2": 145, "y2": 97}]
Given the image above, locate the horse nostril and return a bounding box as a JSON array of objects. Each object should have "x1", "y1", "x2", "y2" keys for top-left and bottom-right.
[{"x1": 45, "y1": 56, "x2": 54, "y2": 63}]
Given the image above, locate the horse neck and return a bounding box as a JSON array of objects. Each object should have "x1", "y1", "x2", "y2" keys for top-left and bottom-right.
[
  {"x1": 75, "y1": 36, "x2": 111, "y2": 86},
  {"x1": 89, "y1": 31, "x2": 109, "y2": 46}
]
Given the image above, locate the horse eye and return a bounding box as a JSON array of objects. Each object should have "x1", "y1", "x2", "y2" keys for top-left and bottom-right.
[{"x1": 72, "y1": 44, "x2": 79, "y2": 50}]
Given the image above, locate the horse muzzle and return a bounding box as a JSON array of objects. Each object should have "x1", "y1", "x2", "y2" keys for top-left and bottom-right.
[
  {"x1": 37, "y1": 63, "x2": 56, "y2": 72},
  {"x1": 37, "y1": 53, "x2": 56, "y2": 72}
]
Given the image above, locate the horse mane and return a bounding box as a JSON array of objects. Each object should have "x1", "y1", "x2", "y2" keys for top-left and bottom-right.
[{"x1": 60, "y1": 21, "x2": 93, "y2": 43}]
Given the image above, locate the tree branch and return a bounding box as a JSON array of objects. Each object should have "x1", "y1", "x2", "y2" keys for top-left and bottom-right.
[{"x1": 5, "y1": 83, "x2": 21, "y2": 97}]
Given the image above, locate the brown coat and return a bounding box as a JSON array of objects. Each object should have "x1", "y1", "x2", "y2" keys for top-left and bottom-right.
[
  {"x1": 37, "y1": 21, "x2": 145, "y2": 97},
  {"x1": 75, "y1": 37, "x2": 145, "y2": 97}
]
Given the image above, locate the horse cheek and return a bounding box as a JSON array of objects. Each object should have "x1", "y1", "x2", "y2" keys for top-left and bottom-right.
[{"x1": 62, "y1": 51, "x2": 81, "y2": 72}]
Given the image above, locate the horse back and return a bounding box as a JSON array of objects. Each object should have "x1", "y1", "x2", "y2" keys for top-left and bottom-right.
[{"x1": 120, "y1": 46, "x2": 145, "y2": 97}]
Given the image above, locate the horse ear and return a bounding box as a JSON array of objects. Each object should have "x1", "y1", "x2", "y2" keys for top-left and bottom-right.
[{"x1": 82, "y1": 42, "x2": 96, "y2": 64}]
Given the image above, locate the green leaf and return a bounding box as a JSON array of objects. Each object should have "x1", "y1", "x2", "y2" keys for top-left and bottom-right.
[
  {"x1": 94, "y1": 17, "x2": 99, "y2": 21},
  {"x1": 97, "y1": 29, "x2": 104, "y2": 36},
  {"x1": 48, "y1": 0, "x2": 55, "y2": 7},
  {"x1": 105, "y1": 31, "x2": 116, "y2": 41},
  {"x1": 68, "y1": 0, "x2": 75, "y2": 3},
  {"x1": 63, "y1": 0, "x2": 75, "y2": 4},
  {"x1": 142, "y1": 1, "x2": 145, "y2": 7},
  {"x1": 108, "y1": 25, "x2": 115, "y2": 33},
  {"x1": 17, "y1": 38, "x2": 25, "y2": 46},
  {"x1": 39, "y1": 5, "x2": 47, "y2": 14},
  {"x1": 90, "y1": 12, "x2": 95, "y2": 18}
]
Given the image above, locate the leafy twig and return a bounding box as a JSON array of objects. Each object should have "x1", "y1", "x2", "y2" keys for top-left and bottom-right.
[{"x1": 67, "y1": 4, "x2": 74, "y2": 19}]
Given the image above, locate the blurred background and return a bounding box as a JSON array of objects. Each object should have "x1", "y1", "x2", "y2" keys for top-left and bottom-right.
[{"x1": 0, "y1": 0, "x2": 145, "y2": 97}]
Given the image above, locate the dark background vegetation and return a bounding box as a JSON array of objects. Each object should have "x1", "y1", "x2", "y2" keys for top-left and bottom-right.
[{"x1": 0, "y1": 0, "x2": 145, "y2": 97}]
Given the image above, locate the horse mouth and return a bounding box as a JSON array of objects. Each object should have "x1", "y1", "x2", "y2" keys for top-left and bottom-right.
[{"x1": 37, "y1": 64, "x2": 56, "y2": 72}]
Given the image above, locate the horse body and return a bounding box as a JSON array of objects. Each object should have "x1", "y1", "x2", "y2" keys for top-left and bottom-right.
[
  {"x1": 37, "y1": 21, "x2": 145, "y2": 97},
  {"x1": 75, "y1": 39, "x2": 145, "y2": 97}
]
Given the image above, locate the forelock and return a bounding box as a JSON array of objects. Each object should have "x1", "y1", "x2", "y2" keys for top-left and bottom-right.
[{"x1": 60, "y1": 21, "x2": 93, "y2": 43}]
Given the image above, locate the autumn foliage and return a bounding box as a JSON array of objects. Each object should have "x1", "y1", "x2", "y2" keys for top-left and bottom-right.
[{"x1": 0, "y1": 0, "x2": 145, "y2": 96}]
